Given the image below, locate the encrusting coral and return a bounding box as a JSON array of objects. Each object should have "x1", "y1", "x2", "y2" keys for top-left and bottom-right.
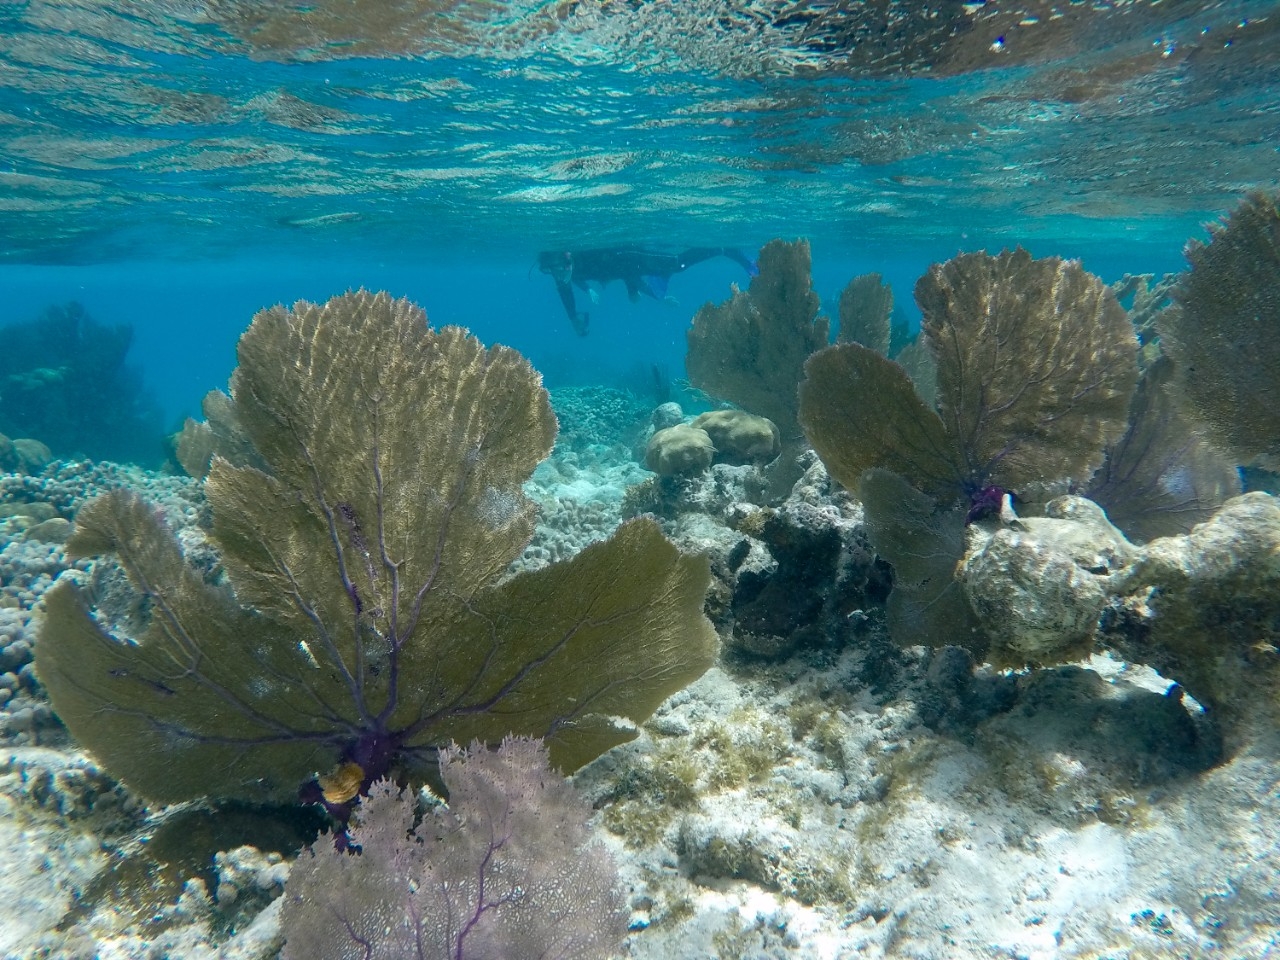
[{"x1": 35, "y1": 290, "x2": 717, "y2": 818}]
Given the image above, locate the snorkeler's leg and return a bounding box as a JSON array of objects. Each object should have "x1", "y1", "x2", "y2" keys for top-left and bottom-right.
[
  {"x1": 676, "y1": 246, "x2": 760, "y2": 277},
  {"x1": 721, "y1": 247, "x2": 760, "y2": 277}
]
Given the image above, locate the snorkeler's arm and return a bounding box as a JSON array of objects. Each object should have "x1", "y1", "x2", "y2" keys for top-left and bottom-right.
[{"x1": 553, "y1": 277, "x2": 590, "y2": 335}]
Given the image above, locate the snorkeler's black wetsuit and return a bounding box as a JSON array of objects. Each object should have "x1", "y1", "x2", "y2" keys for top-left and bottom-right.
[{"x1": 537, "y1": 246, "x2": 758, "y2": 335}]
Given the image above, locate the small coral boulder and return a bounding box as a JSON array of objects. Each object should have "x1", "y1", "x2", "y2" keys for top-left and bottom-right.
[
  {"x1": 692, "y1": 410, "x2": 781, "y2": 466},
  {"x1": 645, "y1": 423, "x2": 716, "y2": 476}
]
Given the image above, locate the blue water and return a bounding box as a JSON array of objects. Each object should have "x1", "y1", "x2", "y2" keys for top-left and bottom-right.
[{"x1": 1, "y1": 0, "x2": 1276, "y2": 447}]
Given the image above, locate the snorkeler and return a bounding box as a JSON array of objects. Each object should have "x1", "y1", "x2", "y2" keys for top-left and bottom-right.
[{"x1": 537, "y1": 245, "x2": 759, "y2": 335}]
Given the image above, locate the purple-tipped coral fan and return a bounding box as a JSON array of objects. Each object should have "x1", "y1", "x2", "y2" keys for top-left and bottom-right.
[
  {"x1": 35, "y1": 290, "x2": 717, "y2": 820},
  {"x1": 281, "y1": 736, "x2": 628, "y2": 960}
]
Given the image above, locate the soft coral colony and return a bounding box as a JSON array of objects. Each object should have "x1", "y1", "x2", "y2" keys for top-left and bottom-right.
[
  {"x1": 35, "y1": 289, "x2": 718, "y2": 823},
  {"x1": 682, "y1": 190, "x2": 1279, "y2": 749}
]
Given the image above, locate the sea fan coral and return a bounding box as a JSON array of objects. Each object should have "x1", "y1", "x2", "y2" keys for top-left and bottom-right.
[{"x1": 37, "y1": 290, "x2": 717, "y2": 813}]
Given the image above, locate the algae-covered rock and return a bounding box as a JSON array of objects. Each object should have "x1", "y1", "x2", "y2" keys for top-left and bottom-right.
[
  {"x1": 1112, "y1": 493, "x2": 1280, "y2": 748},
  {"x1": 651, "y1": 401, "x2": 684, "y2": 431},
  {"x1": 0, "y1": 435, "x2": 52, "y2": 474},
  {"x1": 23, "y1": 517, "x2": 72, "y2": 543},
  {"x1": 691, "y1": 409, "x2": 781, "y2": 466},
  {"x1": 645, "y1": 423, "x2": 715, "y2": 476},
  {"x1": 963, "y1": 490, "x2": 1280, "y2": 753},
  {"x1": 962, "y1": 497, "x2": 1134, "y2": 666}
]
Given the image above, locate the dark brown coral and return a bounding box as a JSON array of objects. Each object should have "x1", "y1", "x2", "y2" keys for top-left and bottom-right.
[
  {"x1": 802, "y1": 248, "x2": 1139, "y2": 507},
  {"x1": 1158, "y1": 190, "x2": 1280, "y2": 469}
]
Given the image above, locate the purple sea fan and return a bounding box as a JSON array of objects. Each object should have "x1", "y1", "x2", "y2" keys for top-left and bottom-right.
[{"x1": 280, "y1": 736, "x2": 629, "y2": 960}]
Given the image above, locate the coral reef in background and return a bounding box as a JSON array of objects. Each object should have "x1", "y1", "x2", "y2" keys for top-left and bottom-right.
[
  {"x1": 1158, "y1": 189, "x2": 1280, "y2": 468},
  {"x1": 35, "y1": 290, "x2": 717, "y2": 815},
  {"x1": 0, "y1": 302, "x2": 165, "y2": 467},
  {"x1": 281, "y1": 737, "x2": 627, "y2": 960},
  {"x1": 0, "y1": 434, "x2": 52, "y2": 475}
]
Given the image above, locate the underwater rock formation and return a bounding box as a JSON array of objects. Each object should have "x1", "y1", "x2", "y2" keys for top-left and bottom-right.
[
  {"x1": 962, "y1": 497, "x2": 1133, "y2": 666},
  {"x1": 0, "y1": 302, "x2": 165, "y2": 467},
  {"x1": 963, "y1": 492, "x2": 1280, "y2": 756}
]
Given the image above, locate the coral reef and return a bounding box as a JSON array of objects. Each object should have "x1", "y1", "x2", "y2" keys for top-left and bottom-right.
[
  {"x1": 3, "y1": 379, "x2": 1280, "y2": 958},
  {"x1": 36, "y1": 290, "x2": 717, "y2": 814},
  {"x1": 691, "y1": 409, "x2": 781, "y2": 467},
  {"x1": 959, "y1": 491, "x2": 1280, "y2": 755},
  {"x1": 962, "y1": 497, "x2": 1131, "y2": 666},
  {"x1": 646, "y1": 422, "x2": 717, "y2": 476},
  {"x1": 0, "y1": 434, "x2": 52, "y2": 475},
  {"x1": 0, "y1": 302, "x2": 165, "y2": 466},
  {"x1": 799, "y1": 249, "x2": 1139, "y2": 654},
  {"x1": 1107, "y1": 493, "x2": 1280, "y2": 752},
  {"x1": 803, "y1": 248, "x2": 1138, "y2": 507}
]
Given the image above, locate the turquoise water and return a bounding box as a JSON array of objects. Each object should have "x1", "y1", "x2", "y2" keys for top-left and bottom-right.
[
  {"x1": 2, "y1": 0, "x2": 1276, "y2": 443},
  {"x1": 4, "y1": 6, "x2": 1280, "y2": 958}
]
